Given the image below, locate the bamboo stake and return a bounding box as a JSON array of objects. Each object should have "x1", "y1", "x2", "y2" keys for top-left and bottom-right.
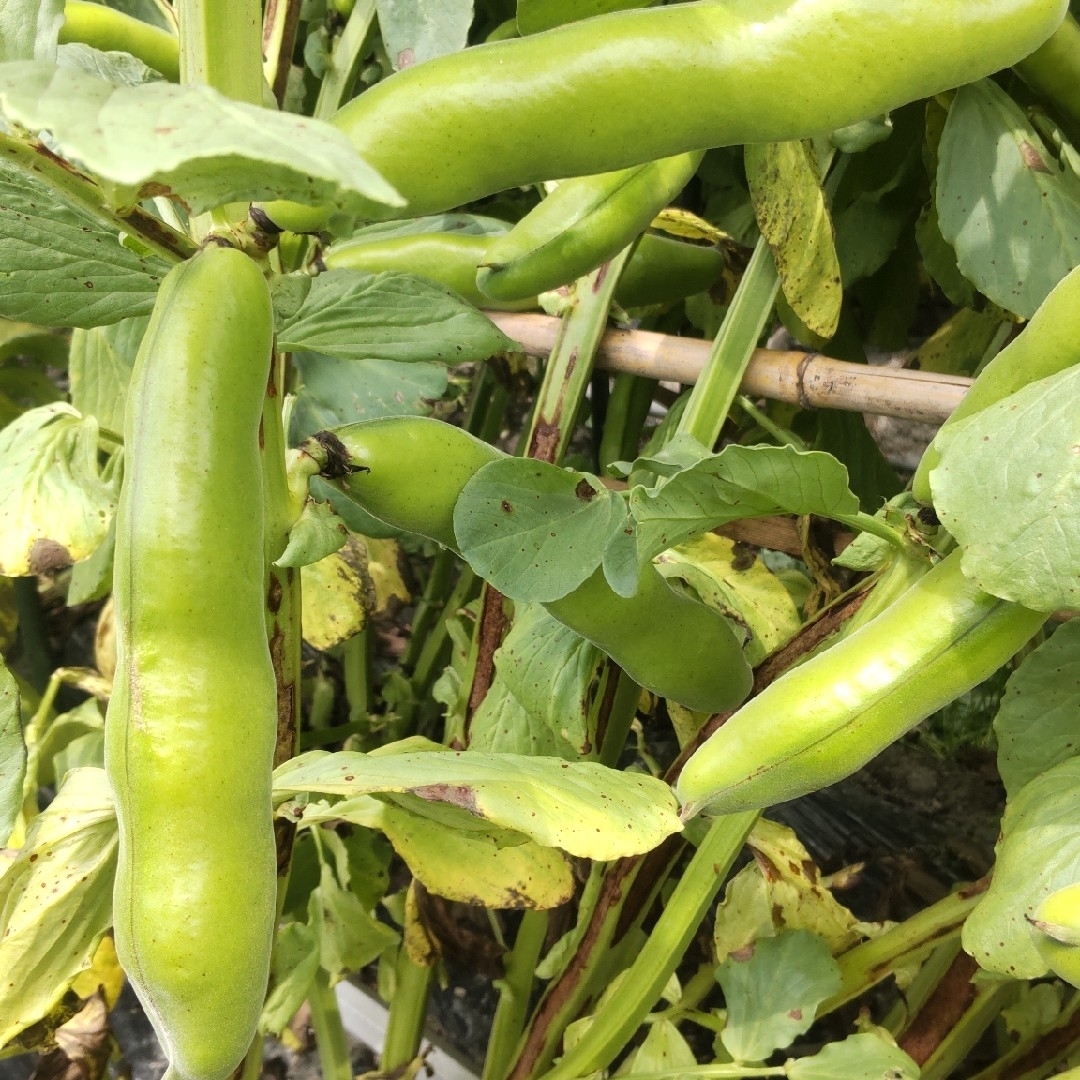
[{"x1": 487, "y1": 312, "x2": 971, "y2": 425}]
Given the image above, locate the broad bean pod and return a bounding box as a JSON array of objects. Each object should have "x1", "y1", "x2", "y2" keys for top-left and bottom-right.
[
  {"x1": 60, "y1": 0, "x2": 179, "y2": 81},
  {"x1": 263, "y1": 0, "x2": 1066, "y2": 226},
  {"x1": 322, "y1": 228, "x2": 727, "y2": 310},
  {"x1": 106, "y1": 245, "x2": 278, "y2": 1080},
  {"x1": 475, "y1": 152, "x2": 704, "y2": 301},
  {"x1": 675, "y1": 550, "x2": 1045, "y2": 818},
  {"x1": 1031, "y1": 883, "x2": 1080, "y2": 987},
  {"x1": 913, "y1": 263, "x2": 1080, "y2": 504},
  {"x1": 309, "y1": 416, "x2": 752, "y2": 712}
]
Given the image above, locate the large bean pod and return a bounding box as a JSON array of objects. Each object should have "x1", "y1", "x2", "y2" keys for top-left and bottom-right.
[
  {"x1": 315, "y1": 416, "x2": 752, "y2": 713},
  {"x1": 106, "y1": 245, "x2": 278, "y2": 1080},
  {"x1": 675, "y1": 550, "x2": 1046, "y2": 818},
  {"x1": 264, "y1": 0, "x2": 1066, "y2": 226}
]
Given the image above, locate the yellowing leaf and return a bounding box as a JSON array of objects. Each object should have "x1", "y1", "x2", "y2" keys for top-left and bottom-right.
[{"x1": 300, "y1": 535, "x2": 375, "y2": 650}]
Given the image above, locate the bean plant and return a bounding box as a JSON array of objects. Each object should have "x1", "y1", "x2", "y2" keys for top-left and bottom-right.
[{"x1": 2, "y1": 2, "x2": 1080, "y2": 1080}]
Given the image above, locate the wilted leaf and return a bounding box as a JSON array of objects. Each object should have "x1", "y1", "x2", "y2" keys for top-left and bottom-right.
[
  {"x1": 0, "y1": 768, "x2": 117, "y2": 1046},
  {"x1": 0, "y1": 404, "x2": 121, "y2": 576},
  {"x1": 300, "y1": 535, "x2": 375, "y2": 651},
  {"x1": 379, "y1": 801, "x2": 574, "y2": 909},
  {"x1": 68, "y1": 317, "x2": 147, "y2": 432},
  {"x1": 746, "y1": 140, "x2": 841, "y2": 338},
  {"x1": 0, "y1": 659, "x2": 23, "y2": 846},
  {"x1": 274, "y1": 748, "x2": 681, "y2": 860}
]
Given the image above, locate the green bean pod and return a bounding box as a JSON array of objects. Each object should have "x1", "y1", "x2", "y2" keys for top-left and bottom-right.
[
  {"x1": 263, "y1": 0, "x2": 1066, "y2": 226},
  {"x1": 107, "y1": 245, "x2": 277, "y2": 1080},
  {"x1": 913, "y1": 263, "x2": 1080, "y2": 504},
  {"x1": 1016, "y1": 13, "x2": 1080, "y2": 141},
  {"x1": 675, "y1": 550, "x2": 1045, "y2": 818},
  {"x1": 60, "y1": 0, "x2": 180, "y2": 81},
  {"x1": 1030, "y1": 883, "x2": 1080, "y2": 987},
  {"x1": 324, "y1": 227, "x2": 726, "y2": 310},
  {"x1": 314, "y1": 416, "x2": 752, "y2": 712},
  {"x1": 475, "y1": 152, "x2": 704, "y2": 301}
]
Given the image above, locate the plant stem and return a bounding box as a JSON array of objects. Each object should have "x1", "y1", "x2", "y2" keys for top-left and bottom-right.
[
  {"x1": 819, "y1": 879, "x2": 989, "y2": 1016},
  {"x1": 675, "y1": 239, "x2": 780, "y2": 449},
  {"x1": 381, "y1": 948, "x2": 434, "y2": 1071},
  {"x1": 177, "y1": 0, "x2": 264, "y2": 104},
  {"x1": 484, "y1": 910, "x2": 550, "y2": 1080},
  {"x1": 315, "y1": 0, "x2": 377, "y2": 119},
  {"x1": 12, "y1": 576, "x2": 52, "y2": 692},
  {"x1": 535, "y1": 812, "x2": 758, "y2": 1080},
  {"x1": 596, "y1": 668, "x2": 642, "y2": 769},
  {"x1": 918, "y1": 977, "x2": 1017, "y2": 1080},
  {"x1": 261, "y1": 0, "x2": 304, "y2": 107},
  {"x1": 0, "y1": 132, "x2": 194, "y2": 263},
  {"x1": 309, "y1": 969, "x2": 354, "y2": 1080},
  {"x1": 523, "y1": 249, "x2": 634, "y2": 464}
]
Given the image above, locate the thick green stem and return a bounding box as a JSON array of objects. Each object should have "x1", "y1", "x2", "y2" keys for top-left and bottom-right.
[
  {"x1": 381, "y1": 949, "x2": 434, "y2": 1071},
  {"x1": 177, "y1": 0, "x2": 264, "y2": 104},
  {"x1": 596, "y1": 668, "x2": 643, "y2": 769},
  {"x1": 676, "y1": 239, "x2": 780, "y2": 449},
  {"x1": 536, "y1": 812, "x2": 758, "y2": 1080},
  {"x1": 309, "y1": 969, "x2": 353, "y2": 1080},
  {"x1": 484, "y1": 910, "x2": 550, "y2": 1080},
  {"x1": 819, "y1": 881, "x2": 988, "y2": 1016},
  {"x1": 523, "y1": 248, "x2": 634, "y2": 464},
  {"x1": 315, "y1": 0, "x2": 378, "y2": 120},
  {"x1": 0, "y1": 132, "x2": 194, "y2": 263}
]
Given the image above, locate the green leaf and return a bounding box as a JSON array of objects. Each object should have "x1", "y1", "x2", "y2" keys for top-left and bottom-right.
[
  {"x1": 937, "y1": 79, "x2": 1080, "y2": 318},
  {"x1": 376, "y1": 0, "x2": 472, "y2": 68},
  {"x1": 715, "y1": 929, "x2": 842, "y2": 1062},
  {"x1": 259, "y1": 921, "x2": 319, "y2": 1038},
  {"x1": 307, "y1": 853, "x2": 398, "y2": 983},
  {"x1": 963, "y1": 756, "x2": 1080, "y2": 978},
  {"x1": 288, "y1": 352, "x2": 448, "y2": 444},
  {"x1": 786, "y1": 1033, "x2": 919, "y2": 1080},
  {"x1": 57, "y1": 41, "x2": 162, "y2": 86},
  {"x1": 745, "y1": 140, "x2": 840, "y2": 338},
  {"x1": 0, "y1": 768, "x2": 117, "y2": 1046},
  {"x1": 274, "y1": 749, "x2": 682, "y2": 860},
  {"x1": 379, "y1": 801, "x2": 574, "y2": 910},
  {"x1": 0, "y1": 658, "x2": 23, "y2": 847},
  {"x1": 619, "y1": 1019, "x2": 697, "y2": 1078},
  {"x1": 469, "y1": 672, "x2": 574, "y2": 758},
  {"x1": 276, "y1": 499, "x2": 349, "y2": 570},
  {"x1": 68, "y1": 315, "x2": 147, "y2": 431},
  {"x1": 455, "y1": 458, "x2": 625, "y2": 603},
  {"x1": 0, "y1": 61, "x2": 402, "y2": 218},
  {"x1": 496, "y1": 604, "x2": 604, "y2": 756},
  {"x1": 0, "y1": 403, "x2": 121, "y2": 576},
  {"x1": 995, "y1": 622, "x2": 1080, "y2": 800},
  {"x1": 932, "y1": 365, "x2": 1080, "y2": 611},
  {"x1": 0, "y1": 157, "x2": 168, "y2": 328},
  {"x1": 0, "y1": 0, "x2": 63, "y2": 63},
  {"x1": 275, "y1": 270, "x2": 512, "y2": 364},
  {"x1": 629, "y1": 444, "x2": 862, "y2": 563}
]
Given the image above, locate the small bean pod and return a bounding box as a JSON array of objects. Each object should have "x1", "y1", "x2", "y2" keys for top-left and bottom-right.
[
  {"x1": 675, "y1": 550, "x2": 1045, "y2": 818},
  {"x1": 475, "y1": 152, "x2": 704, "y2": 301},
  {"x1": 1030, "y1": 883, "x2": 1080, "y2": 987},
  {"x1": 106, "y1": 245, "x2": 278, "y2": 1080},
  {"x1": 312, "y1": 416, "x2": 752, "y2": 712},
  {"x1": 323, "y1": 226, "x2": 726, "y2": 310}
]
